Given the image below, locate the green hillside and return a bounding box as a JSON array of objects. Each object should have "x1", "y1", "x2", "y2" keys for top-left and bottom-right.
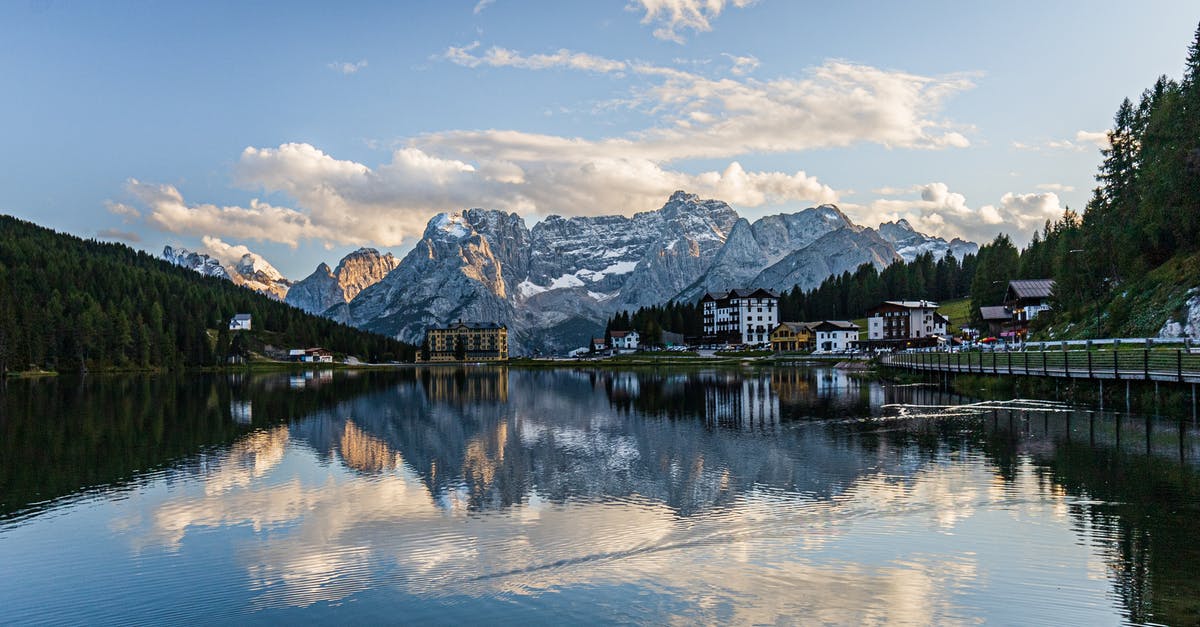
[{"x1": 0, "y1": 215, "x2": 415, "y2": 374}]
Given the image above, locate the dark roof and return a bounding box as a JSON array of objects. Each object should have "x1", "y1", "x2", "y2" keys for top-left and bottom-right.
[
  {"x1": 1007, "y1": 279, "x2": 1055, "y2": 300},
  {"x1": 232, "y1": 313, "x2": 252, "y2": 320},
  {"x1": 609, "y1": 330, "x2": 636, "y2": 338},
  {"x1": 702, "y1": 288, "x2": 780, "y2": 301},
  {"x1": 773, "y1": 321, "x2": 817, "y2": 333},
  {"x1": 812, "y1": 320, "x2": 859, "y2": 331},
  {"x1": 979, "y1": 306, "x2": 1011, "y2": 321}
]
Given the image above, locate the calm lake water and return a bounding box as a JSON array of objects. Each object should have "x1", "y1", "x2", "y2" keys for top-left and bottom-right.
[{"x1": 2, "y1": 366, "x2": 1199, "y2": 625}]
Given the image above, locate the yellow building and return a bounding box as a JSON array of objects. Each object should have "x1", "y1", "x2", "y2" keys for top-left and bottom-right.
[
  {"x1": 770, "y1": 322, "x2": 816, "y2": 352},
  {"x1": 423, "y1": 321, "x2": 508, "y2": 362}
]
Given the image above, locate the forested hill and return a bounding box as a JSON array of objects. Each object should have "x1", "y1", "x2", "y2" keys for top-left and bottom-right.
[{"x1": 0, "y1": 216, "x2": 415, "y2": 374}]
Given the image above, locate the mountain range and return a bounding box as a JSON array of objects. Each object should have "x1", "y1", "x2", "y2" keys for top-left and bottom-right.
[{"x1": 163, "y1": 191, "x2": 977, "y2": 354}]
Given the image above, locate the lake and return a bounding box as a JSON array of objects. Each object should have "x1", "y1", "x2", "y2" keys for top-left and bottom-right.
[{"x1": 1, "y1": 366, "x2": 1198, "y2": 624}]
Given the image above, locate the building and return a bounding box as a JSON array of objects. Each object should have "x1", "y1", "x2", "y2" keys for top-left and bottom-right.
[
  {"x1": 812, "y1": 321, "x2": 860, "y2": 353},
  {"x1": 422, "y1": 321, "x2": 508, "y2": 362},
  {"x1": 979, "y1": 305, "x2": 1012, "y2": 337},
  {"x1": 591, "y1": 337, "x2": 608, "y2": 352},
  {"x1": 701, "y1": 288, "x2": 780, "y2": 345},
  {"x1": 1005, "y1": 280, "x2": 1055, "y2": 334},
  {"x1": 229, "y1": 313, "x2": 251, "y2": 331},
  {"x1": 288, "y1": 348, "x2": 333, "y2": 363},
  {"x1": 609, "y1": 330, "x2": 640, "y2": 350},
  {"x1": 770, "y1": 322, "x2": 816, "y2": 352},
  {"x1": 865, "y1": 300, "x2": 948, "y2": 347}
]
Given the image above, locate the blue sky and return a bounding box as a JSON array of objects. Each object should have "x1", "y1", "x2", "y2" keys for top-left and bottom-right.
[{"x1": 1, "y1": 0, "x2": 1196, "y2": 277}]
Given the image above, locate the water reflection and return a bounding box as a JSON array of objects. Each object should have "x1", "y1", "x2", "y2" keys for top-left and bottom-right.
[{"x1": 0, "y1": 367, "x2": 1198, "y2": 624}]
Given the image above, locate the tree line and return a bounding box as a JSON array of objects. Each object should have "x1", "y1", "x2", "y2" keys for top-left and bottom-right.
[{"x1": 0, "y1": 216, "x2": 415, "y2": 374}]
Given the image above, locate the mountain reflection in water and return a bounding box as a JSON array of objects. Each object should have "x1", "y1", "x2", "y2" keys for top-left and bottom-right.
[{"x1": 1, "y1": 367, "x2": 1198, "y2": 624}]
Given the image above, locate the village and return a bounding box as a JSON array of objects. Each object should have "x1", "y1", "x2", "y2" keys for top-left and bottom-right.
[{"x1": 317, "y1": 278, "x2": 1056, "y2": 363}]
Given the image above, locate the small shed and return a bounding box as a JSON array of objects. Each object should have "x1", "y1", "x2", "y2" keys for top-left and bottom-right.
[{"x1": 229, "y1": 313, "x2": 252, "y2": 331}]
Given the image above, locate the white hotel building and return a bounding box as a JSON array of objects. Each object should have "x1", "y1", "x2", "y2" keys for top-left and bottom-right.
[{"x1": 701, "y1": 288, "x2": 780, "y2": 346}]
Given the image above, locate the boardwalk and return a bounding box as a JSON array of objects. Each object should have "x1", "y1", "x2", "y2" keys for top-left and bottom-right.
[{"x1": 882, "y1": 347, "x2": 1200, "y2": 384}]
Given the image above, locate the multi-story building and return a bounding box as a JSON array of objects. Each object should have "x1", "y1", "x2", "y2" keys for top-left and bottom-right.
[
  {"x1": 609, "y1": 330, "x2": 640, "y2": 350},
  {"x1": 701, "y1": 288, "x2": 779, "y2": 345},
  {"x1": 866, "y1": 300, "x2": 948, "y2": 345},
  {"x1": 812, "y1": 321, "x2": 860, "y2": 353},
  {"x1": 422, "y1": 321, "x2": 508, "y2": 362}
]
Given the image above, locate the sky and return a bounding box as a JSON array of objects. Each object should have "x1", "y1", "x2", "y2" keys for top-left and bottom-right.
[{"x1": 1, "y1": 0, "x2": 1197, "y2": 278}]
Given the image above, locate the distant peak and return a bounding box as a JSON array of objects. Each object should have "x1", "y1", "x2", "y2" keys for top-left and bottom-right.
[{"x1": 668, "y1": 190, "x2": 697, "y2": 203}]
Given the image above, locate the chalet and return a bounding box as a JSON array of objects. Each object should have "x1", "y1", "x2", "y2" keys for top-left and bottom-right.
[
  {"x1": 701, "y1": 288, "x2": 779, "y2": 346},
  {"x1": 422, "y1": 321, "x2": 508, "y2": 362},
  {"x1": 289, "y1": 348, "x2": 334, "y2": 363},
  {"x1": 609, "y1": 330, "x2": 640, "y2": 350},
  {"x1": 1005, "y1": 280, "x2": 1054, "y2": 323},
  {"x1": 592, "y1": 337, "x2": 608, "y2": 352},
  {"x1": 979, "y1": 305, "x2": 1012, "y2": 337},
  {"x1": 770, "y1": 322, "x2": 816, "y2": 352},
  {"x1": 228, "y1": 313, "x2": 251, "y2": 331},
  {"x1": 812, "y1": 321, "x2": 859, "y2": 353}
]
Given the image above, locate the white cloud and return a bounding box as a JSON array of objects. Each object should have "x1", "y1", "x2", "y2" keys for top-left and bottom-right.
[
  {"x1": 722, "y1": 52, "x2": 759, "y2": 75},
  {"x1": 124, "y1": 178, "x2": 345, "y2": 248},
  {"x1": 1012, "y1": 129, "x2": 1110, "y2": 152},
  {"x1": 199, "y1": 236, "x2": 254, "y2": 263},
  {"x1": 473, "y1": 0, "x2": 495, "y2": 14},
  {"x1": 1035, "y1": 183, "x2": 1074, "y2": 192},
  {"x1": 125, "y1": 48, "x2": 974, "y2": 248},
  {"x1": 1074, "y1": 130, "x2": 1110, "y2": 150},
  {"x1": 846, "y1": 183, "x2": 1062, "y2": 244},
  {"x1": 629, "y1": 0, "x2": 755, "y2": 43},
  {"x1": 445, "y1": 43, "x2": 627, "y2": 74},
  {"x1": 327, "y1": 59, "x2": 368, "y2": 75},
  {"x1": 105, "y1": 200, "x2": 141, "y2": 220}
]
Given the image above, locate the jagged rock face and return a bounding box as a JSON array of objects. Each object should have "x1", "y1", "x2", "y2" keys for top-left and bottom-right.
[
  {"x1": 877, "y1": 219, "x2": 979, "y2": 262},
  {"x1": 162, "y1": 246, "x2": 230, "y2": 280},
  {"x1": 345, "y1": 212, "x2": 514, "y2": 345},
  {"x1": 752, "y1": 227, "x2": 900, "y2": 292},
  {"x1": 229, "y1": 252, "x2": 292, "y2": 300},
  {"x1": 287, "y1": 248, "x2": 400, "y2": 314},
  {"x1": 286, "y1": 263, "x2": 343, "y2": 314},
  {"x1": 342, "y1": 191, "x2": 976, "y2": 355},
  {"x1": 162, "y1": 245, "x2": 290, "y2": 300},
  {"x1": 677, "y1": 204, "x2": 854, "y2": 302}
]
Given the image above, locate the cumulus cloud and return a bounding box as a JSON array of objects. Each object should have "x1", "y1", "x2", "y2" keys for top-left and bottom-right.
[
  {"x1": 124, "y1": 178, "x2": 345, "y2": 248},
  {"x1": 327, "y1": 59, "x2": 368, "y2": 75},
  {"x1": 1074, "y1": 130, "x2": 1110, "y2": 150},
  {"x1": 123, "y1": 47, "x2": 973, "y2": 248},
  {"x1": 846, "y1": 183, "x2": 1062, "y2": 244},
  {"x1": 629, "y1": 0, "x2": 755, "y2": 43},
  {"x1": 199, "y1": 236, "x2": 255, "y2": 263}
]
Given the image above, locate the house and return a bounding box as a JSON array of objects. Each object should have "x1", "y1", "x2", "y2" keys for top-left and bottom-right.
[
  {"x1": 811, "y1": 321, "x2": 860, "y2": 353},
  {"x1": 701, "y1": 288, "x2": 780, "y2": 345},
  {"x1": 609, "y1": 330, "x2": 640, "y2": 350},
  {"x1": 422, "y1": 321, "x2": 508, "y2": 362},
  {"x1": 592, "y1": 337, "x2": 608, "y2": 352},
  {"x1": 1005, "y1": 280, "x2": 1055, "y2": 335},
  {"x1": 289, "y1": 348, "x2": 333, "y2": 363},
  {"x1": 228, "y1": 313, "x2": 251, "y2": 331},
  {"x1": 979, "y1": 305, "x2": 1012, "y2": 337},
  {"x1": 770, "y1": 322, "x2": 816, "y2": 352},
  {"x1": 864, "y1": 300, "x2": 948, "y2": 349}
]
